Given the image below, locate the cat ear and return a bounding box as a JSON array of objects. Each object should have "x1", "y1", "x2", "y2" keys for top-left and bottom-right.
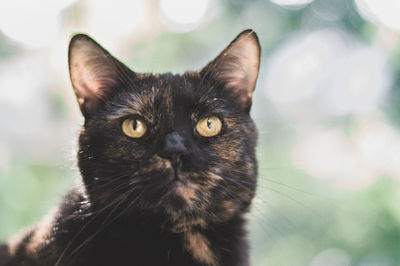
[
  {"x1": 201, "y1": 29, "x2": 261, "y2": 111},
  {"x1": 68, "y1": 34, "x2": 129, "y2": 118}
]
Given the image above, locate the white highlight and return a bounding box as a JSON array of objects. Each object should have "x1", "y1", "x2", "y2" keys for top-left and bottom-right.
[
  {"x1": 0, "y1": 0, "x2": 77, "y2": 49},
  {"x1": 159, "y1": 0, "x2": 212, "y2": 32},
  {"x1": 356, "y1": 0, "x2": 400, "y2": 32},
  {"x1": 264, "y1": 29, "x2": 391, "y2": 116},
  {"x1": 86, "y1": 0, "x2": 150, "y2": 41},
  {"x1": 270, "y1": 0, "x2": 314, "y2": 7},
  {"x1": 292, "y1": 116, "x2": 400, "y2": 190},
  {"x1": 310, "y1": 249, "x2": 351, "y2": 266}
]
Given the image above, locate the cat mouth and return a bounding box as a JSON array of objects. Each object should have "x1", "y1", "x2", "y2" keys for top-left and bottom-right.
[
  {"x1": 166, "y1": 169, "x2": 197, "y2": 204},
  {"x1": 171, "y1": 179, "x2": 197, "y2": 204},
  {"x1": 170, "y1": 171, "x2": 187, "y2": 191}
]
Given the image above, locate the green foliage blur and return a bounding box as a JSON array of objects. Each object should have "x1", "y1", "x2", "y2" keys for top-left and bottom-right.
[{"x1": 0, "y1": 0, "x2": 400, "y2": 265}]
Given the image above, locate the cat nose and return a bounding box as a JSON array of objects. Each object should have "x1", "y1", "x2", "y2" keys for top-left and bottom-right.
[{"x1": 159, "y1": 132, "x2": 189, "y2": 162}]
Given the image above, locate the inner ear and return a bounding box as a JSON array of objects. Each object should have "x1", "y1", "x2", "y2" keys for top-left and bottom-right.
[
  {"x1": 68, "y1": 34, "x2": 131, "y2": 118},
  {"x1": 201, "y1": 29, "x2": 261, "y2": 111}
]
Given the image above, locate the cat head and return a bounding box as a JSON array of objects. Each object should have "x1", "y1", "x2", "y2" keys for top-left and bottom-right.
[{"x1": 69, "y1": 30, "x2": 260, "y2": 228}]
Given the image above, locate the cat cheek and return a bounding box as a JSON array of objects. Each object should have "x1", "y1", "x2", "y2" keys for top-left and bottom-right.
[{"x1": 217, "y1": 200, "x2": 240, "y2": 221}]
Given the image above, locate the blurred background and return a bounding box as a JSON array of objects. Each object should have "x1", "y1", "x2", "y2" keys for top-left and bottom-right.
[{"x1": 0, "y1": 0, "x2": 400, "y2": 265}]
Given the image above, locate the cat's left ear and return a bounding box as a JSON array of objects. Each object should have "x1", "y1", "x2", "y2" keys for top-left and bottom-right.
[{"x1": 201, "y1": 29, "x2": 261, "y2": 111}]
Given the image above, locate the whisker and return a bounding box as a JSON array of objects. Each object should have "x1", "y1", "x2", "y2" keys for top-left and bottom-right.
[
  {"x1": 213, "y1": 162, "x2": 328, "y2": 199},
  {"x1": 213, "y1": 182, "x2": 287, "y2": 237},
  {"x1": 67, "y1": 192, "x2": 131, "y2": 259},
  {"x1": 83, "y1": 170, "x2": 152, "y2": 191},
  {"x1": 69, "y1": 187, "x2": 146, "y2": 260},
  {"x1": 55, "y1": 183, "x2": 138, "y2": 266},
  {"x1": 217, "y1": 170, "x2": 300, "y2": 231}
]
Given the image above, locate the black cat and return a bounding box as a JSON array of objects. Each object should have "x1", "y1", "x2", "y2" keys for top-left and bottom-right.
[{"x1": 0, "y1": 29, "x2": 261, "y2": 266}]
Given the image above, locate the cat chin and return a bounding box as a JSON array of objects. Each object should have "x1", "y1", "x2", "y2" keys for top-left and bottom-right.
[
  {"x1": 170, "y1": 179, "x2": 197, "y2": 205},
  {"x1": 158, "y1": 167, "x2": 198, "y2": 205}
]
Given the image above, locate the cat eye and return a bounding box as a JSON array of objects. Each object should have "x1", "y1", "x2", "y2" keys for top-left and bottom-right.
[
  {"x1": 121, "y1": 118, "x2": 147, "y2": 138},
  {"x1": 196, "y1": 116, "x2": 222, "y2": 137}
]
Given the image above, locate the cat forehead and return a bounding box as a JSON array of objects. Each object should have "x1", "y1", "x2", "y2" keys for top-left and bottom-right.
[
  {"x1": 105, "y1": 72, "x2": 216, "y2": 120},
  {"x1": 134, "y1": 72, "x2": 203, "y2": 104},
  {"x1": 133, "y1": 72, "x2": 200, "y2": 95}
]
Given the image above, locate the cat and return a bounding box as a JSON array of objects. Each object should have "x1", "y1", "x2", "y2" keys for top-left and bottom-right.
[{"x1": 0, "y1": 29, "x2": 260, "y2": 266}]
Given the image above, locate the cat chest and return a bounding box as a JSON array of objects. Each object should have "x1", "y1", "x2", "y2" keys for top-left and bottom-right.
[{"x1": 79, "y1": 229, "x2": 220, "y2": 266}]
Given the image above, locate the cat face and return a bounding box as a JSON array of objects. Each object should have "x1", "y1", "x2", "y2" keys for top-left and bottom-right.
[{"x1": 68, "y1": 30, "x2": 260, "y2": 226}]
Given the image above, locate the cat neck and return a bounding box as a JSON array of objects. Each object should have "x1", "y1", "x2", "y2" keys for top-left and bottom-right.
[{"x1": 49, "y1": 188, "x2": 250, "y2": 266}]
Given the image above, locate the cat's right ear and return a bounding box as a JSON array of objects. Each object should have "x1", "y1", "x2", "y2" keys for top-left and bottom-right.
[
  {"x1": 200, "y1": 29, "x2": 261, "y2": 112},
  {"x1": 68, "y1": 34, "x2": 129, "y2": 118}
]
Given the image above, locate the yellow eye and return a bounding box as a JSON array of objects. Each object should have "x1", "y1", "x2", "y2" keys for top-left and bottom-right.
[
  {"x1": 196, "y1": 116, "x2": 222, "y2": 137},
  {"x1": 121, "y1": 118, "x2": 147, "y2": 138}
]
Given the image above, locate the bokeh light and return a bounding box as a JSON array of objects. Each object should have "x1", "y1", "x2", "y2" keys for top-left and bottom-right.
[
  {"x1": 263, "y1": 28, "x2": 392, "y2": 116},
  {"x1": 310, "y1": 249, "x2": 351, "y2": 266},
  {"x1": 355, "y1": 0, "x2": 400, "y2": 32},
  {"x1": 292, "y1": 128, "x2": 376, "y2": 190},
  {"x1": 159, "y1": 0, "x2": 214, "y2": 32},
  {"x1": 84, "y1": 0, "x2": 153, "y2": 47},
  {"x1": 292, "y1": 115, "x2": 400, "y2": 190},
  {"x1": 0, "y1": 0, "x2": 77, "y2": 49},
  {"x1": 270, "y1": 0, "x2": 315, "y2": 8}
]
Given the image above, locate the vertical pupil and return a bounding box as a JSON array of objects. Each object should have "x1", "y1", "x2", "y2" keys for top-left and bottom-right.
[
  {"x1": 132, "y1": 119, "x2": 137, "y2": 130},
  {"x1": 207, "y1": 118, "x2": 212, "y2": 129}
]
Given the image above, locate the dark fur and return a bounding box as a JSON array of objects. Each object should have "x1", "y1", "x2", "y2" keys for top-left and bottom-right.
[{"x1": 0, "y1": 30, "x2": 260, "y2": 266}]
